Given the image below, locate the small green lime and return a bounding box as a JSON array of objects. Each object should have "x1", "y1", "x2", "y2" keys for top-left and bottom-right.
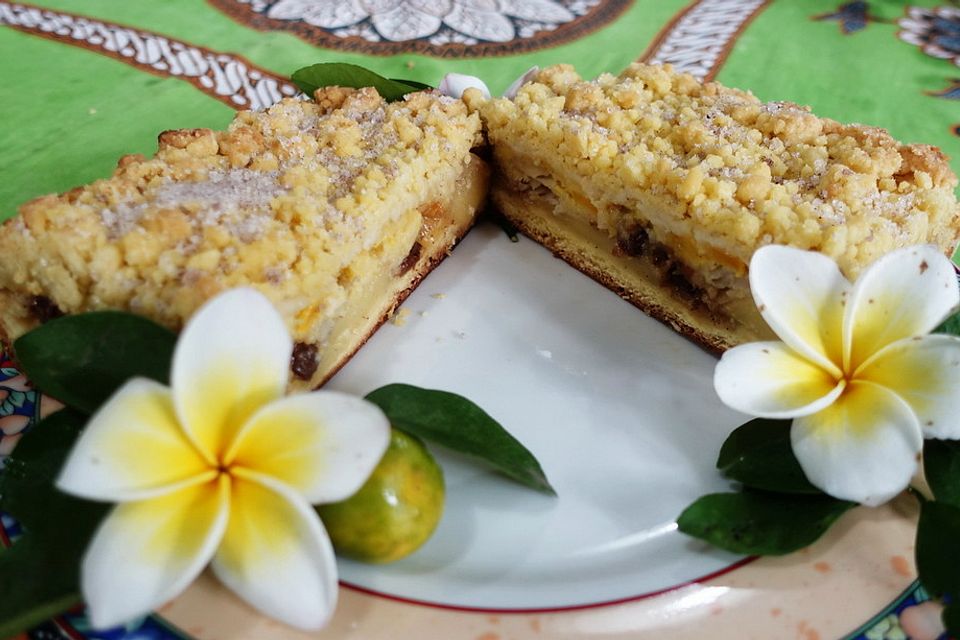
[{"x1": 318, "y1": 428, "x2": 445, "y2": 563}]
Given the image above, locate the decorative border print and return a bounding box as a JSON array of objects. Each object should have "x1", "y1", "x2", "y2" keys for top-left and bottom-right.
[
  {"x1": 843, "y1": 580, "x2": 941, "y2": 640},
  {"x1": 207, "y1": 0, "x2": 633, "y2": 58},
  {"x1": 641, "y1": 0, "x2": 770, "y2": 80},
  {"x1": 0, "y1": 1, "x2": 299, "y2": 110},
  {"x1": 899, "y1": 5, "x2": 960, "y2": 68}
]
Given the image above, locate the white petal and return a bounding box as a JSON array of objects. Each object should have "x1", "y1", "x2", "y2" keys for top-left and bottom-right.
[
  {"x1": 444, "y1": 4, "x2": 514, "y2": 41},
  {"x1": 265, "y1": 0, "x2": 310, "y2": 19},
  {"x1": 503, "y1": 66, "x2": 539, "y2": 99},
  {"x1": 371, "y1": 5, "x2": 441, "y2": 41},
  {"x1": 438, "y1": 72, "x2": 491, "y2": 100},
  {"x1": 844, "y1": 245, "x2": 959, "y2": 371},
  {"x1": 226, "y1": 391, "x2": 390, "y2": 503},
  {"x1": 268, "y1": 0, "x2": 369, "y2": 25},
  {"x1": 361, "y1": 0, "x2": 401, "y2": 12},
  {"x1": 497, "y1": 0, "x2": 574, "y2": 22},
  {"x1": 57, "y1": 378, "x2": 210, "y2": 502},
  {"x1": 82, "y1": 477, "x2": 229, "y2": 630},
  {"x1": 792, "y1": 381, "x2": 922, "y2": 506},
  {"x1": 458, "y1": 0, "x2": 497, "y2": 10},
  {"x1": 749, "y1": 245, "x2": 848, "y2": 377},
  {"x1": 212, "y1": 471, "x2": 338, "y2": 631},
  {"x1": 408, "y1": 0, "x2": 453, "y2": 17},
  {"x1": 715, "y1": 342, "x2": 843, "y2": 418},
  {"x1": 172, "y1": 288, "x2": 291, "y2": 464},
  {"x1": 858, "y1": 334, "x2": 960, "y2": 439},
  {"x1": 300, "y1": 0, "x2": 370, "y2": 28}
]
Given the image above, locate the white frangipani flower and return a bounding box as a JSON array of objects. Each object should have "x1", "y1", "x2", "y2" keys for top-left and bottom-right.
[
  {"x1": 57, "y1": 289, "x2": 390, "y2": 630},
  {"x1": 715, "y1": 245, "x2": 960, "y2": 506},
  {"x1": 437, "y1": 72, "x2": 491, "y2": 100},
  {"x1": 438, "y1": 66, "x2": 537, "y2": 100},
  {"x1": 502, "y1": 65, "x2": 539, "y2": 99}
]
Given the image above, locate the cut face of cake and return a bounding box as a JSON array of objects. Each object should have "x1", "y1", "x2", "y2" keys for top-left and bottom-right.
[
  {"x1": 465, "y1": 64, "x2": 960, "y2": 352},
  {"x1": 0, "y1": 87, "x2": 488, "y2": 390}
]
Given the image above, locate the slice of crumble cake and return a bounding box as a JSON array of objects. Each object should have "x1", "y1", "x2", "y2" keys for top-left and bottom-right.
[
  {"x1": 466, "y1": 64, "x2": 960, "y2": 352},
  {"x1": 0, "y1": 87, "x2": 488, "y2": 389}
]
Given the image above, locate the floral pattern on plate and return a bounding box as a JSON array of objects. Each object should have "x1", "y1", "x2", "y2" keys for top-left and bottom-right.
[{"x1": 0, "y1": 355, "x2": 41, "y2": 463}]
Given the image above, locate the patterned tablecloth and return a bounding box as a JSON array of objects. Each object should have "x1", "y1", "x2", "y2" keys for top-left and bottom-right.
[
  {"x1": 1, "y1": 1, "x2": 958, "y2": 639},
  {"x1": 2, "y1": 0, "x2": 959, "y2": 220}
]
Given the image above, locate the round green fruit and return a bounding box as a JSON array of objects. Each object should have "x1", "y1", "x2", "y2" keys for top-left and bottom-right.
[{"x1": 318, "y1": 428, "x2": 445, "y2": 563}]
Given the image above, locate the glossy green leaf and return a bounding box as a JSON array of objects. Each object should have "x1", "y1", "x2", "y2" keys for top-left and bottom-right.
[
  {"x1": 916, "y1": 501, "x2": 960, "y2": 598},
  {"x1": 677, "y1": 490, "x2": 854, "y2": 555},
  {"x1": 0, "y1": 410, "x2": 109, "y2": 638},
  {"x1": 716, "y1": 418, "x2": 820, "y2": 494},
  {"x1": 942, "y1": 602, "x2": 960, "y2": 637},
  {"x1": 494, "y1": 214, "x2": 520, "y2": 243},
  {"x1": 365, "y1": 384, "x2": 555, "y2": 495},
  {"x1": 292, "y1": 64, "x2": 427, "y2": 102},
  {"x1": 924, "y1": 439, "x2": 960, "y2": 508},
  {"x1": 389, "y1": 78, "x2": 431, "y2": 90},
  {"x1": 13, "y1": 311, "x2": 176, "y2": 414},
  {"x1": 935, "y1": 309, "x2": 960, "y2": 337}
]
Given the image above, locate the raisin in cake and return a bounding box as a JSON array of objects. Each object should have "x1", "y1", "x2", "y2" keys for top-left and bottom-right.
[
  {"x1": 0, "y1": 87, "x2": 488, "y2": 389},
  {"x1": 465, "y1": 64, "x2": 960, "y2": 352}
]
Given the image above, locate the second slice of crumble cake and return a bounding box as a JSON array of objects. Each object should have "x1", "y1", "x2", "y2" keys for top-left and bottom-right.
[
  {"x1": 466, "y1": 64, "x2": 960, "y2": 352},
  {"x1": 0, "y1": 87, "x2": 488, "y2": 390}
]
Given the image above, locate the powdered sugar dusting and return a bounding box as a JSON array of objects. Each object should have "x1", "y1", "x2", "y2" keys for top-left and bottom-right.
[
  {"x1": 100, "y1": 201, "x2": 148, "y2": 238},
  {"x1": 100, "y1": 169, "x2": 285, "y2": 241},
  {"x1": 156, "y1": 169, "x2": 282, "y2": 213}
]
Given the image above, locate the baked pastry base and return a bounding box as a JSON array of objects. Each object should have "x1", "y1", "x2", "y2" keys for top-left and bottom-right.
[
  {"x1": 0, "y1": 156, "x2": 488, "y2": 391},
  {"x1": 492, "y1": 181, "x2": 772, "y2": 354},
  {"x1": 309, "y1": 154, "x2": 489, "y2": 388}
]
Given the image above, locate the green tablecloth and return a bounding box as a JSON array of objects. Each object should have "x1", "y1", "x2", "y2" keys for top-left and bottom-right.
[
  {"x1": 2, "y1": 2, "x2": 958, "y2": 639},
  {"x1": 1, "y1": 0, "x2": 958, "y2": 220}
]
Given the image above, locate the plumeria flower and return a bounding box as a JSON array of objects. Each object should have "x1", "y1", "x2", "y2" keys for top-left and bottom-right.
[
  {"x1": 438, "y1": 66, "x2": 538, "y2": 100},
  {"x1": 502, "y1": 66, "x2": 540, "y2": 99},
  {"x1": 56, "y1": 289, "x2": 390, "y2": 630},
  {"x1": 438, "y1": 72, "x2": 491, "y2": 100},
  {"x1": 715, "y1": 245, "x2": 960, "y2": 506}
]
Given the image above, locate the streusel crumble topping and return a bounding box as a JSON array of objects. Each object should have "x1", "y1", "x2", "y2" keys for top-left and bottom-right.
[
  {"x1": 469, "y1": 63, "x2": 960, "y2": 279},
  {"x1": 0, "y1": 88, "x2": 482, "y2": 345}
]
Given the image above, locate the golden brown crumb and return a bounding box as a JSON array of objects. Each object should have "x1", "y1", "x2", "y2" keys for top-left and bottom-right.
[
  {"x1": 391, "y1": 308, "x2": 411, "y2": 326},
  {"x1": 473, "y1": 62, "x2": 960, "y2": 351},
  {"x1": 0, "y1": 89, "x2": 483, "y2": 355},
  {"x1": 471, "y1": 63, "x2": 960, "y2": 281}
]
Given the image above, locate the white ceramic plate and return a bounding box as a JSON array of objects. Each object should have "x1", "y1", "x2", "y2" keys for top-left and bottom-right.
[{"x1": 327, "y1": 221, "x2": 752, "y2": 609}]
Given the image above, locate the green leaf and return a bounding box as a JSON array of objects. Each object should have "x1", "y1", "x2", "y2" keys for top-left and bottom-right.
[
  {"x1": 0, "y1": 410, "x2": 109, "y2": 637},
  {"x1": 365, "y1": 384, "x2": 555, "y2": 495},
  {"x1": 676, "y1": 490, "x2": 855, "y2": 555},
  {"x1": 292, "y1": 64, "x2": 427, "y2": 102},
  {"x1": 924, "y1": 439, "x2": 960, "y2": 508},
  {"x1": 916, "y1": 500, "x2": 960, "y2": 598},
  {"x1": 0, "y1": 539, "x2": 88, "y2": 639},
  {"x1": 494, "y1": 215, "x2": 520, "y2": 243},
  {"x1": 388, "y1": 78, "x2": 431, "y2": 90},
  {"x1": 13, "y1": 311, "x2": 176, "y2": 414},
  {"x1": 935, "y1": 310, "x2": 960, "y2": 336},
  {"x1": 943, "y1": 602, "x2": 960, "y2": 637},
  {"x1": 1, "y1": 410, "x2": 92, "y2": 529},
  {"x1": 716, "y1": 418, "x2": 820, "y2": 494}
]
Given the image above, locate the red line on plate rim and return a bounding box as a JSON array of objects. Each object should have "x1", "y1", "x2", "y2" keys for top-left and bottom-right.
[{"x1": 338, "y1": 555, "x2": 758, "y2": 614}]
